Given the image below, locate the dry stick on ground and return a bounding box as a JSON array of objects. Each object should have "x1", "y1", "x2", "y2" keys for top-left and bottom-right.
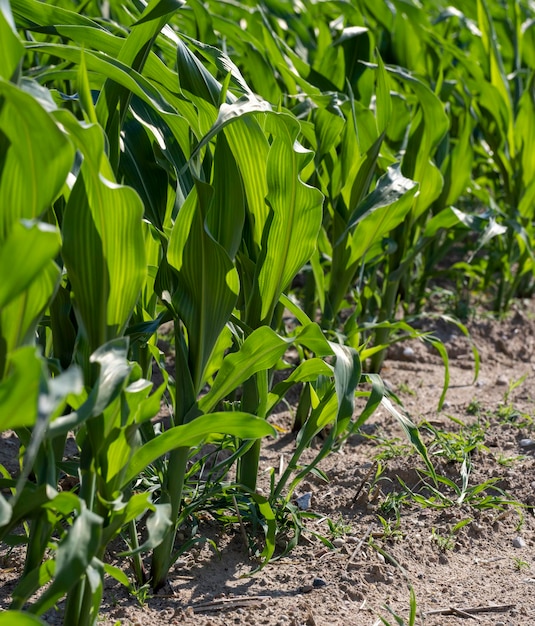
[
  {"x1": 424, "y1": 603, "x2": 515, "y2": 617},
  {"x1": 351, "y1": 462, "x2": 377, "y2": 503},
  {"x1": 190, "y1": 595, "x2": 272, "y2": 613},
  {"x1": 346, "y1": 523, "x2": 374, "y2": 569}
]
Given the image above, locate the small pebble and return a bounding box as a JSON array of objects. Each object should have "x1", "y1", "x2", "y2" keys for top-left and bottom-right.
[
  {"x1": 513, "y1": 536, "x2": 526, "y2": 549},
  {"x1": 519, "y1": 438, "x2": 535, "y2": 448},
  {"x1": 295, "y1": 492, "x2": 312, "y2": 510},
  {"x1": 504, "y1": 441, "x2": 515, "y2": 449},
  {"x1": 402, "y1": 346, "x2": 415, "y2": 360},
  {"x1": 441, "y1": 401, "x2": 451, "y2": 409},
  {"x1": 332, "y1": 537, "x2": 345, "y2": 548},
  {"x1": 496, "y1": 374, "x2": 508, "y2": 386},
  {"x1": 312, "y1": 577, "x2": 327, "y2": 588},
  {"x1": 495, "y1": 622, "x2": 505, "y2": 626}
]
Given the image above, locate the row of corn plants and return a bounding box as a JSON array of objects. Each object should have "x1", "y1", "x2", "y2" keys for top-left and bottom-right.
[{"x1": 1, "y1": 0, "x2": 534, "y2": 624}]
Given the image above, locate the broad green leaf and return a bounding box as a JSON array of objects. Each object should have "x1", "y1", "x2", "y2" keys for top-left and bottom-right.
[
  {"x1": 477, "y1": 0, "x2": 514, "y2": 152},
  {"x1": 375, "y1": 52, "x2": 392, "y2": 135},
  {"x1": 388, "y1": 66, "x2": 449, "y2": 217},
  {"x1": 0, "y1": 220, "x2": 61, "y2": 309},
  {"x1": 199, "y1": 327, "x2": 291, "y2": 413},
  {"x1": 0, "y1": 0, "x2": 23, "y2": 81},
  {"x1": 120, "y1": 119, "x2": 169, "y2": 231},
  {"x1": 515, "y1": 75, "x2": 535, "y2": 190},
  {"x1": 206, "y1": 132, "x2": 245, "y2": 260},
  {"x1": 133, "y1": 0, "x2": 185, "y2": 26},
  {"x1": 0, "y1": 79, "x2": 74, "y2": 239},
  {"x1": 346, "y1": 164, "x2": 418, "y2": 264},
  {"x1": 0, "y1": 261, "x2": 60, "y2": 378},
  {"x1": 253, "y1": 114, "x2": 324, "y2": 324},
  {"x1": 61, "y1": 120, "x2": 146, "y2": 350},
  {"x1": 48, "y1": 339, "x2": 131, "y2": 436},
  {"x1": 0, "y1": 347, "x2": 41, "y2": 428},
  {"x1": 176, "y1": 35, "x2": 222, "y2": 106},
  {"x1": 330, "y1": 342, "x2": 361, "y2": 432},
  {"x1": 122, "y1": 412, "x2": 275, "y2": 487},
  {"x1": 190, "y1": 94, "x2": 272, "y2": 165},
  {"x1": 0, "y1": 611, "x2": 46, "y2": 625},
  {"x1": 122, "y1": 503, "x2": 172, "y2": 555},
  {"x1": 11, "y1": 0, "x2": 102, "y2": 31},
  {"x1": 95, "y1": 0, "x2": 185, "y2": 166},
  {"x1": 266, "y1": 359, "x2": 334, "y2": 414},
  {"x1": 200, "y1": 323, "x2": 333, "y2": 414},
  {"x1": 167, "y1": 180, "x2": 239, "y2": 390},
  {"x1": 32, "y1": 505, "x2": 103, "y2": 614}
]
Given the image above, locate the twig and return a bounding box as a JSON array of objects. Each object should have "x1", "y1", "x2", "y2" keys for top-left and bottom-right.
[
  {"x1": 351, "y1": 462, "x2": 377, "y2": 503},
  {"x1": 191, "y1": 595, "x2": 271, "y2": 613},
  {"x1": 425, "y1": 603, "x2": 515, "y2": 617},
  {"x1": 232, "y1": 494, "x2": 250, "y2": 557},
  {"x1": 449, "y1": 606, "x2": 481, "y2": 621},
  {"x1": 346, "y1": 523, "x2": 374, "y2": 568}
]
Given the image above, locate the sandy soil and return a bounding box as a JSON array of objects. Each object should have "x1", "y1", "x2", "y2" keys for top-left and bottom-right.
[{"x1": 1, "y1": 301, "x2": 535, "y2": 626}]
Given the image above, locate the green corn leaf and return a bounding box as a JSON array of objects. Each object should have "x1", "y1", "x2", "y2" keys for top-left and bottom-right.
[
  {"x1": 253, "y1": 114, "x2": 324, "y2": 324},
  {"x1": 206, "y1": 132, "x2": 245, "y2": 260},
  {"x1": 48, "y1": 339, "x2": 131, "y2": 437},
  {"x1": 0, "y1": 261, "x2": 60, "y2": 379},
  {"x1": 477, "y1": 0, "x2": 514, "y2": 152},
  {"x1": 11, "y1": 0, "x2": 102, "y2": 31},
  {"x1": 176, "y1": 35, "x2": 222, "y2": 106},
  {"x1": 120, "y1": 118, "x2": 169, "y2": 232},
  {"x1": 31, "y1": 505, "x2": 103, "y2": 615},
  {"x1": 199, "y1": 327, "x2": 291, "y2": 413},
  {"x1": 190, "y1": 94, "x2": 272, "y2": 162},
  {"x1": 0, "y1": 0, "x2": 23, "y2": 82},
  {"x1": 250, "y1": 492, "x2": 276, "y2": 566},
  {"x1": 0, "y1": 220, "x2": 61, "y2": 309},
  {"x1": 60, "y1": 117, "x2": 146, "y2": 350},
  {"x1": 122, "y1": 412, "x2": 275, "y2": 487},
  {"x1": 375, "y1": 52, "x2": 392, "y2": 135},
  {"x1": 387, "y1": 65, "x2": 449, "y2": 218},
  {"x1": 266, "y1": 359, "x2": 334, "y2": 414},
  {"x1": 0, "y1": 611, "x2": 46, "y2": 625},
  {"x1": 381, "y1": 396, "x2": 437, "y2": 484},
  {"x1": 329, "y1": 342, "x2": 361, "y2": 433},
  {"x1": 0, "y1": 347, "x2": 41, "y2": 427},
  {"x1": 225, "y1": 115, "x2": 271, "y2": 251},
  {"x1": 0, "y1": 79, "x2": 74, "y2": 240},
  {"x1": 344, "y1": 164, "x2": 418, "y2": 265},
  {"x1": 120, "y1": 503, "x2": 172, "y2": 556},
  {"x1": 515, "y1": 75, "x2": 535, "y2": 190},
  {"x1": 133, "y1": 0, "x2": 185, "y2": 26},
  {"x1": 96, "y1": 0, "x2": 186, "y2": 168},
  {"x1": 101, "y1": 492, "x2": 154, "y2": 548},
  {"x1": 167, "y1": 180, "x2": 239, "y2": 390}
]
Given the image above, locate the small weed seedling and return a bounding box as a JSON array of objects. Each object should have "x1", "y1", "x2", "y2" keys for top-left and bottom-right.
[
  {"x1": 326, "y1": 516, "x2": 353, "y2": 539},
  {"x1": 512, "y1": 557, "x2": 530, "y2": 572}
]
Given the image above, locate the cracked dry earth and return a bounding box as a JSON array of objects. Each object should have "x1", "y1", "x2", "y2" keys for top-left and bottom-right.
[{"x1": 2, "y1": 301, "x2": 535, "y2": 626}]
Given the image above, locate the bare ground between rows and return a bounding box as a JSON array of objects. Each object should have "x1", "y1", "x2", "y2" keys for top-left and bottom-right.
[{"x1": 1, "y1": 303, "x2": 535, "y2": 625}]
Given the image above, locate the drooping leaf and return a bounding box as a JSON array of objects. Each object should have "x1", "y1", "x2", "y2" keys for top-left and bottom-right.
[{"x1": 122, "y1": 413, "x2": 276, "y2": 487}]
